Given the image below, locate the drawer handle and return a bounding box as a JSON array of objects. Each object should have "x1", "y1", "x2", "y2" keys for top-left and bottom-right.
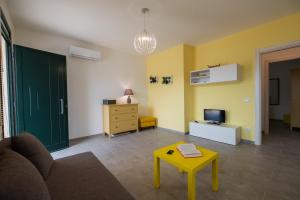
[
  {"x1": 132, "y1": 115, "x2": 135, "y2": 117},
  {"x1": 114, "y1": 109, "x2": 118, "y2": 112},
  {"x1": 115, "y1": 117, "x2": 118, "y2": 119},
  {"x1": 115, "y1": 126, "x2": 118, "y2": 128}
]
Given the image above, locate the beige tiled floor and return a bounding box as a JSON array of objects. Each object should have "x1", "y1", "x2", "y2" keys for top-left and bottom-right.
[{"x1": 52, "y1": 120, "x2": 300, "y2": 200}]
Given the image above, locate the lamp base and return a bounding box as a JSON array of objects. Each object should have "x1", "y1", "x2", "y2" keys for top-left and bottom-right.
[{"x1": 127, "y1": 96, "x2": 131, "y2": 104}]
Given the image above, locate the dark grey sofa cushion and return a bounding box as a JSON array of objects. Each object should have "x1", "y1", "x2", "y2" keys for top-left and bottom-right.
[
  {"x1": 11, "y1": 133, "x2": 54, "y2": 179},
  {"x1": 0, "y1": 138, "x2": 11, "y2": 154},
  {"x1": 0, "y1": 149, "x2": 51, "y2": 200},
  {"x1": 46, "y1": 152, "x2": 135, "y2": 200}
]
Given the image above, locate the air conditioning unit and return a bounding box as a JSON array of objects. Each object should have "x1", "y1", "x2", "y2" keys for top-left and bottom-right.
[{"x1": 69, "y1": 45, "x2": 101, "y2": 61}]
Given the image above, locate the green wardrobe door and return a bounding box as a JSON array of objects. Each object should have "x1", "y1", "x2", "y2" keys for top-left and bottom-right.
[
  {"x1": 48, "y1": 54, "x2": 69, "y2": 151},
  {"x1": 18, "y1": 47, "x2": 52, "y2": 146},
  {"x1": 15, "y1": 45, "x2": 69, "y2": 151}
]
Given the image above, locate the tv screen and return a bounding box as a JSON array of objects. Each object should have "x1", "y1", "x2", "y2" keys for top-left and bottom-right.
[{"x1": 204, "y1": 109, "x2": 225, "y2": 123}]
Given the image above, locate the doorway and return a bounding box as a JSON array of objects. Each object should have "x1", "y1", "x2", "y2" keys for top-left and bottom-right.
[
  {"x1": 0, "y1": 10, "x2": 14, "y2": 140},
  {"x1": 255, "y1": 42, "x2": 300, "y2": 145},
  {"x1": 1, "y1": 35, "x2": 10, "y2": 138},
  {"x1": 268, "y1": 58, "x2": 300, "y2": 137}
]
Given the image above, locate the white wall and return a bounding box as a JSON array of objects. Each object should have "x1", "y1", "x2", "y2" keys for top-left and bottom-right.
[
  {"x1": 269, "y1": 59, "x2": 300, "y2": 120},
  {"x1": 0, "y1": 0, "x2": 14, "y2": 35},
  {"x1": 14, "y1": 28, "x2": 147, "y2": 139}
]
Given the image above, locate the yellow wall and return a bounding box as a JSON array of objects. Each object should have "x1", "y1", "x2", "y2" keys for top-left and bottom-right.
[
  {"x1": 193, "y1": 12, "x2": 300, "y2": 141},
  {"x1": 146, "y1": 45, "x2": 185, "y2": 132},
  {"x1": 183, "y1": 45, "x2": 195, "y2": 132},
  {"x1": 147, "y1": 12, "x2": 300, "y2": 140}
]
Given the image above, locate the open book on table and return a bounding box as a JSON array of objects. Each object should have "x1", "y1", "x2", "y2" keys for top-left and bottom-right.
[{"x1": 177, "y1": 143, "x2": 202, "y2": 158}]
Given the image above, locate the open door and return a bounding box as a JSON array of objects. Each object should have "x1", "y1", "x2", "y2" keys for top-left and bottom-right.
[
  {"x1": 0, "y1": 32, "x2": 3, "y2": 140},
  {"x1": 290, "y1": 69, "x2": 300, "y2": 130}
]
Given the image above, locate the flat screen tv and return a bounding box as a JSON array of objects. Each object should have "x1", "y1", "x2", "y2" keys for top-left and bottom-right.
[{"x1": 204, "y1": 109, "x2": 225, "y2": 124}]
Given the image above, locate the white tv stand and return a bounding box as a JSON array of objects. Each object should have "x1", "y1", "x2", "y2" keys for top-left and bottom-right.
[{"x1": 189, "y1": 121, "x2": 241, "y2": 145}]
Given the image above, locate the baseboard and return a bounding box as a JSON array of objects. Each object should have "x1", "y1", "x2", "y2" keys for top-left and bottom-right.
[
  {"x1": 240, "y1": 139, "x2": 254, "y2": 144},
  {"x1": 157, "y1": 127, "x2": 187, "y2": 135},
  {"x1": 68, "y1": 130, "x2": 255, "y2": 146},
  {"x1": 269, "y1": 119, "x2": 283, "y2": 121},
  {"x1": 69, "y1": 132, "x2": 104, "y2": 141}
]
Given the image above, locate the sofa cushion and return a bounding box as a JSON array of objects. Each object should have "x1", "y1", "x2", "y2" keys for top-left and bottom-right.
[
  {"x1": 0, "y1": 138, "x2": 11, "y2": 154},
  {"x1": 46, "y1": 152, "x2": 135, "y2": 200},
  {"x1": 0, "y1": 149, "x2": 51, "y2": 200},
  {"x1": 12, "y1": 133, "x2": 54, "y2": 179}
]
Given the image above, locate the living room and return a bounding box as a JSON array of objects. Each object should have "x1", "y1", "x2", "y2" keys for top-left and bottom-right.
[{"x1": 0, "y1": 0, "x2": 300, "y2": 200}]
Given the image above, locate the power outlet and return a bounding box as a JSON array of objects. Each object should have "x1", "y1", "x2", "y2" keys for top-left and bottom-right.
[{"x1": 243, "y1": 97, "x2": 250, "y2": 103}]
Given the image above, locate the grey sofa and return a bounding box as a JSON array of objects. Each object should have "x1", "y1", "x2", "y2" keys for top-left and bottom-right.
[{"x1": 0, "y1": 133, "x2": 134, "y2": 200}]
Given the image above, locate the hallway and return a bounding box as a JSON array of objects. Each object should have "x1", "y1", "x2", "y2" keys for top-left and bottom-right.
[{"x1": 263, "y1": 119, "x2": 300, "y2": 156}]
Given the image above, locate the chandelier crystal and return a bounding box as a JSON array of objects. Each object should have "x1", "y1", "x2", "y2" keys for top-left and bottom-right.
[{"x1": 134, "y1": 8, "x2": 157, "y2": 55}]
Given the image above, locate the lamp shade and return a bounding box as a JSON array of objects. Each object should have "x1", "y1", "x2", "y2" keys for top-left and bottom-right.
[
  {"x1": 124, "y1": 89, "x2": 134, "y2": 96},
  {"x1": 134, "y1": 30, "x2": 157, "y2": 55},
  {"x1": 133, "y1": 8, "x2": 157, "y2": 55}
]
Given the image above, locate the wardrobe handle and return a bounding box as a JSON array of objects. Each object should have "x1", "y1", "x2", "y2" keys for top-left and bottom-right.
[
  {"x1": 36, "y1": 91, "x2": 39, "y2": 111},
  {"x1": 60, "y1": 99, "x2": 64, "y2": 115},
  {"x1": 29, "y1": 87, "x2": 32, "y2": 117}
]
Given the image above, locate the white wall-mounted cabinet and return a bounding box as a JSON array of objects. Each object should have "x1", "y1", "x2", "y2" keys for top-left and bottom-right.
[{"x1": 190, "y1": 64, "x2": 241, "y2": 85}]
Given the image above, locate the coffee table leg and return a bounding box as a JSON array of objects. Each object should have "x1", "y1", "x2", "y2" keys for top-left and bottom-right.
[
  {"x1": 212, "y1": 158, "x2": 219, "y2": 191},
  {"x1": 154, "y1": 155, "x2": 160, "y2": 188},
  {"x1": 178, "y1": 168, "x2": 184, "y2": 173},
  {"x1": 188, "y1": 171, "x2": 196, "y2": 200}
]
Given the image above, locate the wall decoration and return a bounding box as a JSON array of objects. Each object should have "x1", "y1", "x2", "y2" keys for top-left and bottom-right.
[
  {"x1": 207, "y1": 64, "x2": 221, "y2": 68},
  {"x1": 149, "y1": 76, "x2": 159, "y2": 84},
  {"x1": 162, "y1": 76, "x2": 173, "y2": 85}
]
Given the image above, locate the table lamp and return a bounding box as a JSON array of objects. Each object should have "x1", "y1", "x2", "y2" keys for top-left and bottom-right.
[{"x1": 124, "y1": 89, "x2": 134, "y2": 104}]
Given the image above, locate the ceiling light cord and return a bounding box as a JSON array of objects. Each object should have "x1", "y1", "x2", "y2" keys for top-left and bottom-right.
[
  {"x1": 142, "y1": 8, "x2": 149, "y2": 31},
  {"x1": 143, "y1": 11, "x2": 146, "y2": 31}
]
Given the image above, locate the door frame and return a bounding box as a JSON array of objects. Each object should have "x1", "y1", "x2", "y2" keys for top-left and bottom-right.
[
  {"x1": 255, "y1": 40, "x2": 300, "y2": 145},
  {"x1": 1, "y1": 8, "x2": 15, "y2": 138}
]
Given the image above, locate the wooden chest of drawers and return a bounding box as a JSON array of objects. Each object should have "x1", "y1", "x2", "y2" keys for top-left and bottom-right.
[{"x1": 103, "y1": 104, "x2": 138, "y2": 137}]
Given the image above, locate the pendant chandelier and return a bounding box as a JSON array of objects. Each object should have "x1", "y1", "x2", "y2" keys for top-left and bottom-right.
[{"x1": 134, "y1": 8, "x2": 157, "y2": 55}]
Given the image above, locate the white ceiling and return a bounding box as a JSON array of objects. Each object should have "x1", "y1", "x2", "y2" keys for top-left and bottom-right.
[{"x1": 7, "y1": 0, "x2": 300, "y2": 55}]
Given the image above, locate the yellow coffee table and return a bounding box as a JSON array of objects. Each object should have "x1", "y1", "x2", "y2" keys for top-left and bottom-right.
[{"x1": 153, "y1": 141, "x2": 219, "y2": 200}]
